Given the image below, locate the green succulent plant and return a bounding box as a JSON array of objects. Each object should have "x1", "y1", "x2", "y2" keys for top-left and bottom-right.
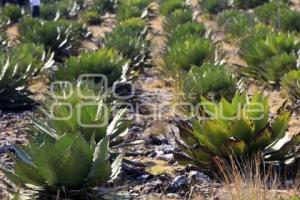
[
  {"x1": 240, "y1": 32, "x2": 300, "y2": 85},
  {"x1": 183, "y1": 63, "x2": 236, "y2": 103},
  {"x1": 254, "y1": 1, "x2": 300, "y2": 32},
  {"x1": 55, "y1": 48, "x2": 127, "y2": 86},
  {"x1": 113, "y1": 17, "x2": 147, "y2": 38},
  {"x1": 93, "y1": 0, "x2": 117, "y2": 13},
  {"x1": 1, "y1": 4, "x2": 22, "y2": 23},
  {"x1": 42, "y1": 81, "x2": 131, "y2": 142},
  {"x1": 281, "y1": 70, "x2": 300, "y2": 103},
  {"x1": 234, "y1": 0, "x2": 269, "y2": 9},
  {"x1": 201, "y1": 0, "x2": 229, "y2": 14},
  {"x1": 40, "y1": 3, "x2": 58, "y2": 20},
  {"x1": 82, "y1": 9, "x2": 101, "y2": 25},
  {"x1": 0, "y1": 133, "x2": 123, "y2": 199},
  {"x1": 164, "y1": 36, "x2": 214, "y2": 72},
  {"x1": 0, "y1": 43, "x2": 54, "y2": 110},
  {"x1": 218, "y1": 10, "x2": 255, "y2": 37},
  {"x1": 166, "y1": 22, "x2": 206, "y2": 47},
  {"x1": 165, "y1": 9, "x2": 193, "y2": 32},
  {"x1": 19, "y1": 18, "x2": 87, "y2": 60},
  {"x1": 160, "y1": 0, "x2": 186, "y2": 16},
  {"x1": 105, "y1": 33, "x2": 148, "y2": 64},
  {"x1": 56, "y1": 0, "x2": 82, "y2": 19},
  {"x1": 175, "y1": 92, "x2": 300, "y2": 169},
  {"x1": 254, "y1": 1, "x2": 289, "y2": 25},
  {"x1": 117, "y1": 0, "x2": 149, "y2": 21}
]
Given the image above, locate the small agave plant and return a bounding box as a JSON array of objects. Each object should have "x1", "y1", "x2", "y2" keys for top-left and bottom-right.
[
  {"x1": 41, "y1": 81, "x2": 131, "y2": 142},
  {"x1": 19, "y1": 18, "x2": 88, "y2": 60},
  {"x1": 55, "y1": 48, "x2": 127, "y2": 87},
  {"x1": 160, "y1": 0, "x2": 186, "y2": 16},
  {"x1": 117, "y1": 0, "x2": 149, "y2": 21},
  {"x1": 165, "y1": 9, "x2": 193, "y2": 32},
  {"x1": 0, "y1": 43, "x2": 54, "y2": 110},
  {"x1": 175, "y1": 92, "x2": 300, "y2": 169},
  {"x1": 0, "y1": 134, "x2": 123, "y2": 199},
  {"x1": 281, "y1": 70, "x2": 300, "y2": 103},
  {"x1": 183, "y1": 63, "x2": 236, "y2": 103},
  {"x1": 105, "y1": 25, "x2": 148, "y2": 66},
  {"x1": 240, "y1": 32, "x2": 300, "y2": 85},
  {"x1": 166, "y1": 22, "x2": 206, "y2": 47},
  {"x1": 164, "y1": 36, "x2": 214, "y2": 72}
]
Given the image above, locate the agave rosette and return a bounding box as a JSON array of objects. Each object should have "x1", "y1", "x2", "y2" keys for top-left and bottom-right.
[
  {"x1": 0, "y1": 43, "x2": 54, "y2": 110},
  {"x1": 240, "y1": 32, "x2": 300, "y2": 85},
  {"x1": 175, "y1": 92, "x2": 300, "y2": 168}
]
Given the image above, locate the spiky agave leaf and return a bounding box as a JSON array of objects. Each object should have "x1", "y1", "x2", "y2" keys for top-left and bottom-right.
[{"x1": 175, "y1": 92, "x2": 299, "y2": 169}]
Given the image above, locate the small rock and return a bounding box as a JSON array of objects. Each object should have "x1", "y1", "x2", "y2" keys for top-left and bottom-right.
[
  {"x1": 166, "y1": 193, "x2": 180, "y2": 198},
  {"x1": 188, "y1": 171, "x2": 211, "y2": 184},
  {"x1": 170, "y1": 175, "x2": 188, "y2": 192}
]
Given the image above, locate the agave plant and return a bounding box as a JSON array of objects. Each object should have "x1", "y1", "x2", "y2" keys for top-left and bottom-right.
[
  {"x1": 82, "y1": 9, "x2": 101, "y2": 25},
  {"x1": 1, "y1": 4, "x2": 22, "y2": 23},
  {"x1": 281, "y1": 70, "x2": 300, "y2": 103},
  {"x1": 41, "y1": 81, "x2": 131, "y2": 142},
  {"x1": 201, "y1": 0, "x2": 229, "y2": 14},
  {"x1": 160, "y1": 0, "x2": 186, "y2": 16},
  {"x1": 117, "y1": 0, "x2": 149, "y2": 21},
  {"x1": 116, "y1": 17, "x2": 147, "y2": 38},
  {"x1": 104, "y1": 18, "x2": 148, "y2": 65},
  {"x1": 218, "y1": 10, "x2": 255, "y2": 37},
  {"x1": 165, "y1": 9, "x2": 193, "y2": 32},
  {"x1": 56, "y1": 0, "x2": 83, "y2": 19},
  {"x1": 234, "y1": 0, "x2": 269, "y2": 9},
  {"x1": 175, "y1": 92, "x2": 300, "y2": 169},
  {"x1": 0, "y1": 43, "x2": 54, "y2": 110},
  {"x1": 164, "y1": 36, "x2": 214, "y2": 72},
  {"x1": 19, "y1": 18, "x2": 87, "y2": 60},
  {"x1": 255, "y1": 1, "x2": 300, "y2": 32},
  {"x1": 55, "y1": 48, "x2": 126, "y2": 86},
  {"x1": 183, "y1": 63, "x2": 236, "y2": 103},
  {"x1": 0, "y1": 133, "x2": 123, "y2": 199},
  {"x1": 166, "y1": 22, "x2": 206, "y2": 47},
  {"x1": 254, "y1": 1, "x2": 289, "y2": 25},
  {"x1": 240, "y1": 32, "x2": 300, "y2": 85},
  {"x1": 40, "y1": 3, "x2": 58, "y2": 20},
  {"x1": 93, "y1": 0, "x2": 117, "y2": 13}
]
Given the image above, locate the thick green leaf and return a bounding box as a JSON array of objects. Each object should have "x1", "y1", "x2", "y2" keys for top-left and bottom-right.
[
  {"x1": 271, "y1": 112, "x2": 291, "y2": 141},
  {"x1": 15, "y1": 160, "x2": 45, "y2": 186}
]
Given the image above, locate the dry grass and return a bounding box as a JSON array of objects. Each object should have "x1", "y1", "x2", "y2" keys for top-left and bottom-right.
[{"x1": 214, "y1": 156, "x2": 299, "y2": 200}]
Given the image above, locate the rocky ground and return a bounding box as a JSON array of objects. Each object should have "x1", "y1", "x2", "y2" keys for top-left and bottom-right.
[{"x1": 0, "y1": 0, "x2": 299, "y2": 199}]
